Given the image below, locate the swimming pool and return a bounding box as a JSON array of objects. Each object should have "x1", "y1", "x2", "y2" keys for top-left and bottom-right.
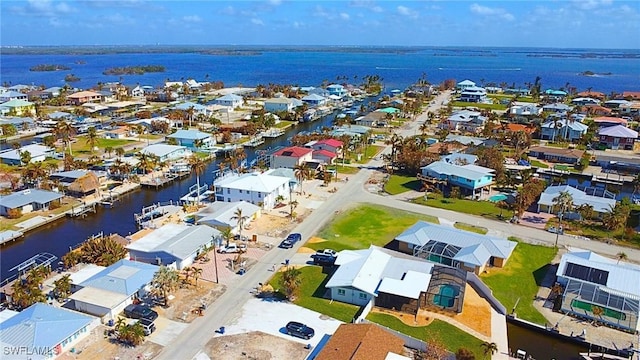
[
  {"x1": 433, "y1": 284, "x2": 459, "y2": 308},
  {"x1": 489, "y1": 194, "x2": 508, "y2": 202}
]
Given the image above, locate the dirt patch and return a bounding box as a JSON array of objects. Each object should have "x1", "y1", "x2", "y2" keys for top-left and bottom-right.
[
  {"x1": 372, "y1": 307, "x2": 435, "y2": 326},
  {"x1": 252, "y1": 213, "x2": 297, "y2": 237},
  {"x1": 307, "y1": 237, "x2": 326, "y2": 244},
  {"x1": 57, "y1": 325, "x2": 163, "y2": 360},
  {"x1": 155, "y1": 281, "x2": 226, "y2": 323},
  {"x1": 205, "y1": 331, "x2": 310, "y2": 360},
  {"x1": 297, "y1": 247, "x2": 316, "y2": 253}
]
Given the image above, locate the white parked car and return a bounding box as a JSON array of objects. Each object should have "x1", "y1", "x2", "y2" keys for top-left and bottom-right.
[
  {"x1": 217, "y1": 243, "x2": 246, "y2": 254},
  {"x1": 315, "y1": 249, "x2": 337, "y2": 257}
]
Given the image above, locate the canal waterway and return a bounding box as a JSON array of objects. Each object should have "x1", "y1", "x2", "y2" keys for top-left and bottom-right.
[
  {"x1": 0, "y1": 106, "x2": 350, "y2": 281},
  {"x1": 507, "y1": 322, "x2": 589, "y2": 359}
]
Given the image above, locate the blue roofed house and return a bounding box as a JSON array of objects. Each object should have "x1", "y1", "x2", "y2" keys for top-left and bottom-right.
[
  {"x1": 264, "y1": 98, "x2": 298, "y2": 113},
  {"x1": 302, "y1": 93, "x2": 327, "y2": 107},
  {"x1": 0, "y1": 90, "x2": 28, "y2": 103},
  {"x1": 394, "y1": 221, "x2": 517, "y2": 274},
  {"x1": 174, "y1": 101, "x2": 212, "y2": 117},
  {"x1": 213, "y1": 93, "x2": 243, "y2": 109},
  {"x1": 456, "y1": 80, "x2": 476, "y2": 91},
  {"x1": 68, "y1": 259, "x2": 158, "y2": 322},
  {"x1": 167, "y1": 129, "x2": 215, "y2": 149},
  {"x1": 126, "y1": 224, "x2": 221, "y2": 270},
  {"x1": 540, "y1": 119, "x2": 588, "y2": 142},
  {"x1": 537, "y1": 185, "x2": 617, "y2": 219},
  {"x1": 0, "y1": 303, "x2": 99, "y2": 359},
  {"x1": 326, "y1": 84, "x2": 347, "y2": 98},
  {"x1": 418, "y1": 161, "x2": 494, "y2": 199},
  {"x1": 0, "y1": 189, "x2": 63, "y2": 217}
]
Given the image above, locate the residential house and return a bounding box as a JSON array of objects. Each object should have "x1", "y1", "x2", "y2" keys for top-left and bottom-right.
[
  {"x1": 68, "y1": 259, "x2": 158, "y2": 322},
  {"x1": 0, "y1": 303, "x2": 99, "y2": 360},
  {"x1": 394, "y1": 221, "x2": 517, "y2": 274},
  {"x1": 167, "y1": 129, "x2": 215, "y2": 149},
  {"x1": 130, "y1": 85, "x2": 144, "y2": 98},
  {"x1": 595, "y1": 154, "x2": 640, "y2": 174},
  {"x1": 0, "y1": 90, "x2": 28, "y2": 103},
  {"x1": 440, "y1": 110, "x2": 487, "y2": 134},
  {"x1": 47, "y1": 111, "x2": 75, "y2": 121},
  {"x1": 456, "y1": 80, "x2": 476, "y2": 91},
  {"x1": 619, "y1": 102, "x2": 640, "y2": 116},
  {"x1": 103, "y1": 126, "x2": 129, "y2": 139},
  {"x1": 440, "y1": 153, "x2": 477, "y2": 165},
  {"x1": 331, "y1": 125, "x2": 371, "y2": 138},
  {"x1": 139, "y1": 144, "x2": 191, "y2": 162},
  {"x1": 543, "y1": 103, "x2": 571, "y2": 114},
  {"x1": 598, "y1": 125, "x2": 638, "y2": 150},
  {"x1": 593, "y1": 117, "x2": 628, "y2": 128},
  {"x1": 0, "y1": 99, "x2": 36, "y2": 117},
  {"x1": 270, "y1": 146, "x2": 313, "y2": 169},
  {"x1": 312, "y1": 149, "x2": 337, "y2": 165},
  {"x1": 0, "y1": 144, "x2": 55, "y2": 165},
  {"x1": 504, "y1": 88, "x2": 530, "y2": 96},
  {"x1": 555, "y1": 248, "x2": 640, "y2": 333},
  {"x1": 540, "y1": 119, "x2": 588, "y2": 142},
  {"x1": 0, "y1": 189, "x2": 64, "y2": 217},
  {"x1": 27, "y1": 89, "x2": 51, "y2": 101},
  {"x1": 126, "y1": 224, "x2": 220, "y2": 269},
  {"x1": 95, "y1": 90, "x2": 115, "y2": 103},
  {"x1": 537, "y1": 185, "x2": 617, "y2": 219},
  {"x1": 444, "y1": 134, "x2": 490, "y2": 147},
  {"x1": 326, "y1": 84, "x2": 347, "y2": 98},
  {"x1": 66, "y1": 91, "x2": 103, "y2": 105},
  {"x1": 50, "y1": 170, "x2": 105, "y2": 197},
  {"x1": 458, "y1": 86, "x2": 488, "y2": 103},
  {"x1": 571, "y1": 97, "x2": 601, "y2": 106},
  {"x1": 0, "y1": 116, "x2": 35, "y2": 133},
  {"x1": 43, "y1": 87, "x2": 63, "y2": 97},
  {"x1": 307, "y1": 138, "x2": 343, "y2": 156},
  {"x1": 195, "y1": 201, "x2": 261, "y2": 234},
  {"x1": 7, "y1": 84, "x2": 33, "y2": 92},
  {"x1": 528, "y1": 146, "x2": 585, "y2": 164},
  {"x1": 315, "y1": 323, "x2": 408, "y2": 360},
  {"x1": 214, "y1": 93, "x2": 243, "y2": 109},
  {"x1": 355, "y1": 111, "x2": 387, "y2": 127},
  {"x1": 308, "y1": 87, "x2": 330, "y2": 98},
  {"x1": 419, "y1": 161, "x2": 494, "y2": 198},
  {"x1": 622, "y1": 91, "x2": 640, "y2": 100},
  {"x1": 301, "y1": 93, "x2": 327, "y2": 107},
  {"x1": 213, "y1": 171, "x2": 291, "y2": 209},
  {"x1": 581, "y1": 105, "x2": 612, "y2": 116},
  {"x1": 576, "y1": 90, "x2": 605, "y2": 99},
  {"x1": 509, "y1": 102, "x2": 542, "y2": 117},
  {"x1": 503, "y1": 123, "x2": 536, "y2": 135},
  {"x1": 175, "y1": 101, "x2": 212, "y2": 117},
  {"x1": 264, "y1": 98, "x2": 297, "y2": 113},
  {"x1": 604, "y1": 100, "x2": 631, "y2": 109},
  {"x1": 544, "y1": 89, "x2": 568, "y2": 101}
]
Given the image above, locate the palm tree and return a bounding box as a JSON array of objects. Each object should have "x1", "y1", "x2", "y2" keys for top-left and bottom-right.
[
  {"x1": 577, "y1": 203, "x2": 594, "y2": 222},
  {"x1": 552, "y1": 191, "x2": 573, "y2": 247},
  {"x1": 19, "y1": 150, "x2": 32, "y2": 165},
  {"x1": 230, "y1": 207, "x2": 250, "y2": 240},
  {"x1": 480, "y1": 342, "x2": 498, "y2": 360},
  {"x1": 220, "y1": 227, "x2": 234, "y2": 247},
  {"x1": 54, "y1": 120, "x2": 76, "y2": 156},
  {"x1": 115, "y1": 147, "x2": 125, "y2": 159},
  {"x1": 80, "y1": 235, "x2": 127, "y2": 266},
  {"x1": 188, "y1": 155, "x2": 206, "y2": 206},
  {"x1": 293, "y1": 164, "x2": 310, "y2": 194},
  {"x1": 85, "y1": 126, "x2": 99, "y2": 153},
  {"x1": 616, "y1": 252, "x2": 628, "y2": 264},
  {"x1": 53, "y1": 274, "x2": 72, "y2": 300},
  {"x1": 282, "y1": 266, "x2": 302, "y2": 300},
  {"x1": 289, "y1": 199, "x2": 299, "y2": 219},
  {"x1": 191, "y1": 267, "x2": 203, "y2": 287},
  {"x1": 151, "y1": 265, "x2": 180, "y2": 307},
  {"x1": 135, "y1": 152, "x2": 158, "y2": 174}
]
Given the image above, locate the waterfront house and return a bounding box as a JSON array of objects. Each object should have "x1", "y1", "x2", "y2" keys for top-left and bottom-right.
[
  {"x1": 0, "y1": 303, "x2": 99, "y2": 360},
  {"x1": 542, "y1": 103, "x2": 571, "y2": 114},
  {"x1": 264, "y1": 97, "x2": 297, "y2": 113},
  {"x1": 456, "y1": 80, "x2": 476, "y2": 91},
  {"x1": 47, "y1": 111, "x2": 75, "y2": 121},
  {"x1": 306, "y1": 138, "x2": 343, "y2": 157},
  {"x1": 103, "y1": 126, "x2": 129, "y2": 139},
  {"x1": 315, "y1": 323, "x2": 407, "y2": 360},
  {"x1": 619, "y1": 101, "x2": 640, "y2": 116},
  {"x1": 394, "y1": 221, "x2": 517, "y2": 274},
  {"x1": 213, "y1": 172, "x2": 290, "y2": 209},
  {"x1": 598, "y1": 125, "x2": 638, "y2": 150},
  {"x1": 301, "y1": 93, "x2": 327, "y2": 107},
  {"x1": 0, "y1": 189, "x2": 64, "y2": 217},
  {"x1": 68, "y1": 259, "x2": 158, "y2": 323},
  {"x1": 0, "y1": 99, "x2": 36, "y2": 117},
  {"x1": 139, "y1": 144, "x2": 191, "y2": 162},
  {"x1": 571, "y1": 97, "x2": 600, "y2": 106},
  {"x1": 174, "y1": 101, "x2": 212, "y2": 117},
  {"x1": 270, "y1": 146, "x2": 313, "y2": 169},
  {"x1": 537, "y1": 185, "x2": 617, "y2": 219},
  {"x1": 355, "y1": 111, "x2": 387, "y2": 127},
  {"x1": 0, "y1": 90, "x2": 28, "y2": 103},
  {"x1": 596, "y1": 154, "x2": 640, "y2": 174},
  {"x1": 622, "y1": 91, "x2": 640, "y2": 100},
  {"x1": 576, "y1": 90, "x2": 605, "y2": 99},
  {"x1": 326, "y1": 84, "x2": 347, "y2": 98},
  {"x1": 0, "y1": 144, "x2": 55, "y2": 165},
  {"x1": 528, "y1": 146, "x2": 584, "y2": 164},
  {"x1": 126, "y1": 224, "x2": 220, "y2": 270},
  {"x1": 540, "y1": 119, "x2": 588, "y2": 142},
  {"x1": 49, "y1": 170, "x2": 105, "y2": 197},
  {"x1": 555, "y1": 248, "x2": 640, "y2": 333},
  {"x1": 593, "y1": 116, "x2": 628, "y2": 128},
  {"x1": 604, "y1": 99, "x2": 631, "y2": 109},
  {"x1": 167, "y1": 129, "x2": 215, "y2": 149},
  {"x1": 509, "y1": 102, "x2": 542, "y2": 117},
  {"x1": 308, "y1": 87, "x2": 330, "y2": 98},
  {"x1": 458, "y1": 86, "x2": 489, "y2": 103},
  {"x1": 213, "y1": 93, "x2": 243, "y2": 109},
  {"x1": 195, "y1": 201, "x2": 261, "y2": 233},
  {"x1": 544, "y1": 89, "x2": 568, "y2": 100},
  {"x1": 66, "y1": 91, "x2": 103, "y2": 105},
  {"x1": 440, "y1": 109, "x2": 487, "y2": 134},
  {"x1": 419, "y1": 161, "x2": 494, "y2": 198}
]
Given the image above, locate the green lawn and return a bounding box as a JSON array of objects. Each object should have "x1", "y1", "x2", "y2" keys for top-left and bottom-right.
[
  {"x1": 310, "y1": 204, "x2": 438, "y2": 252},
  {"x1": 70, "y1": 138, "x2": 136, "y2": 154},
  {"x1": 366, "y1": 313, "x2": 484, "y2": 359},
  {"x1": 354, "y1": 145, "x2": 384, "y2": 164},
  {"x1": 481, "y1": 241, "x2": 557, "y2": 325},
  {"x1": 412, "y1": 194, "x2": 512, "y2": 220},
  {"x1": 274, "y1": 121, "x2": 295, "y2": 129},
  {"x1": 384, "y1": 175, "x2": 421, "y2": 195},
  {"x1": 450, "y1": 101, "x2": 507, "y2": 111},
  {"x1": 269, "y1": 266, "x2": 359, "y2": 323},
  {"x1": 453, "y1": 222, "x2": 488, "y2": 234},
  {"x1": 529, "y1": 159, "x2": 549, "y2": 169},
  {"x1": 327, "y1": 164, "x2": 360, "y2": 175}
]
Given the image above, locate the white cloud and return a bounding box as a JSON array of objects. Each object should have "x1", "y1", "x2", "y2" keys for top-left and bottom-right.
[
  {"x1": 470, "y1": 3, "x2": 514, "y2": 21},
  {"x1": 183, "y1": 15, "x2": 202, "y2": 22},
  {"x1": 220, "y1": 6, "x2": 236, "y2": 15},
  {"x1": 340, "y1": 12, "x2": 350, "y2": 20},
  {"x1": 349, "y1": 0, "x2": 383, "y2": 13},
  {"x1": 268, "y1": 0, "x2": 282, "y2": 5},
  {"x1": 397, "y1": 5, "x2": 418, "y2": 19},
  {"x1": 251, "y1": 18, "x2": 264, "y2": 25}
]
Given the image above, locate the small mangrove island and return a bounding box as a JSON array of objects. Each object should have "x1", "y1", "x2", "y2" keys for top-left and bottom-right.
[
  {"x1": 580, "y1": 70, "x2": 613, "y2": 76},
  {"x1": 64, "y1": 74, "x2": 81, "y2": 82},
  {"x1": 102, "y1": 65, "x2": 165, "y2": 75},
  {"x1": 29, "y1": 64, "x2": 71, "y2": 71}
]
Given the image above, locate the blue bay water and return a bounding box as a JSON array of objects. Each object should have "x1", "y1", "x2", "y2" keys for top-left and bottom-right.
[{"x1": 1, "y1": 47, "x2": 639, "y2": 93}]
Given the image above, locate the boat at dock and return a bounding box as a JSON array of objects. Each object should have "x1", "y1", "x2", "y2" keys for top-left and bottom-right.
[
  {"x1": 244, "y1": 136, "x2": 265, "y2": 147},
  {"x1": 261, "y1": 128, "x2": 285, "y2": 138}
]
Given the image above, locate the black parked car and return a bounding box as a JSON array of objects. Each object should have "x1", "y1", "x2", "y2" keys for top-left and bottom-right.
[
  {"x1": 279, "y1": 233, "x2": 302, "y2": 249},
  {"x1": 285, "y1": 321, "x2": 315, "y2": 340},
  {"x1": 123, "y1": 304, "x2": 158, "y2": 322},
  {"x1": 311, "y1": 254, "x2": 336, "y2": 266}
]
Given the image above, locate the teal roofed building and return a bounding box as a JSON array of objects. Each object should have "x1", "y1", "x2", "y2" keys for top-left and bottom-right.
[
  {"x1": 419, "y1": 161, "x2": 494, "y2": 199},
  {"x1": 167, "y1": 129, "x2": 215, "y2": 149},
  {"x1": 0, "y1": 303, "x2": 99, "y2": 359}
]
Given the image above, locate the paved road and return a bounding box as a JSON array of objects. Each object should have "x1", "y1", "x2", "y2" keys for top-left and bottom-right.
[{"x1": 156, "y1": 91, "x2": 640, "y2": 359}]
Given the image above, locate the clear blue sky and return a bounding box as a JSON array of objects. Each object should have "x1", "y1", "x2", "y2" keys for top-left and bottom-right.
[{"x1": 2, "y1": 0, "x2": 639, "y2": 49}]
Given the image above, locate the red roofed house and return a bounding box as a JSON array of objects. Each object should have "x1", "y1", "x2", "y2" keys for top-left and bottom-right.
[
  {"x1": 581, "y1": 105, "x2": 612, "y2": 116},
  {"x1": 622, "y1": 91, "x2": 640, "y2": 101},
  {"x1": 270, "y1": 146, "x2": 313, "y2": 169},
  {"x1": 593, "y1": 117, "x2": 628, "y2": 128},
  {"x1": 312, "y1": 149, "x2": 337, "y2": 165},
  {"x1": 598, "y1": 125, "x2": 638, "y2": 150},
  {"x1": 309, "y1": 138, "x2": 343, "y2": 157},
  {"x1": 577, "y1": 90, "x2": 605, "y2": 99},
  {"x1": 504, "y1": 123, "x2": 535, "y2": 134},
  {"x1": 315, "y1": 323, "x2": 407, "y2": 360}
]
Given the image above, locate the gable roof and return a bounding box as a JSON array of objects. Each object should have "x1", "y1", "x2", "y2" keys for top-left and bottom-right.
[
  {"x1": 421, "y1": 161, "x2": 494, "y2": 182},
  {"x1": 538, "y1": 185, "x2": 617, "y2": 213},
  {"x1": 313, "y1": 149, "x2": 337, "y2": 158},
  {"x1": 302, "y1": 93, "x2": 326, "y2": 101},
  {"x1": 215, "y1": 172, "x2": 289, "y2": 193},
  {"x1": 541, "y1": 119, "x2": 588, "y2": 132},
  {"x1": 528, "y1": 146, "x2": 585, "y2": 159},
  {"x1": 0, "y1": 144, "x2": 53, "y2": 161},
  {"x1": 79, "y1": 259, "x2": 158, "y2": 296},
  {"x1": 395, "y1": 221, "x2": 517, "y2": 266},
  {"x1": 0, "y1": 303, "x2": 95, "y2": 350},
  {"x1": 315, "y1": 323, "x2": 405, "y2": 360},
  {"x1": 0, "y1": 99, "x2": 33, "y2": 108},
  {"x1": 216, "y1": 93, "x2": 242, "y2": 101},
  {"x1": 598, "y1": 124, "x2": 638, "y2": 138},
  {"x1": 167, "y1": 129, "x2": 211, "y2": 140},
  {"x1": 505, "y1": 123, "x2": 535, "y2": 134},
  {"x1": 272, "y1": 146, "x2": 312, "y2": 158},
  {"x1": 67, "y1": 90, "x2": 102, "y2": 99},
  {"x1": 140, "y1": 144, "x2": 186, "y2": 158},
  {"x1": 315, "y1": 138, "x2": 343, "y2": 147},
  {"x1": 126, "y1": 224, "x2": 220, "y2": 261},
  {"x1": 0, "y1": 189, "x2": 63, "y2": 209},
  {"x1": 195, "y1": 201, "x2": 260, "y2": 229},
  {"x1": 593, "y1": 117, "x2": 628, "y2": 125}
]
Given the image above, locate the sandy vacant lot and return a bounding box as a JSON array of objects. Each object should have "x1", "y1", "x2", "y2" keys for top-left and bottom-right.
[{"x1": 205, "y1": 331, "x2": 310, "y2": 360}]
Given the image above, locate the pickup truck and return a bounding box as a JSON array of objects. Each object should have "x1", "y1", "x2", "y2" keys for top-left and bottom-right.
[{"x1": 217, "y1": 243, "x2": 247, "y2": 254}]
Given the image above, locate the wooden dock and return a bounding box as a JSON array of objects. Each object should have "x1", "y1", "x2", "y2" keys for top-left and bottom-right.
[
  {"x1": 0, "y1": 230, "x2": 24, "y2": 246},
  {"x1": 68, "y1": 203, "x2": 97, "y2": 217},
  {"x1": 139, "y1": 172, "x2": 188, "y2": 189},
  {"x1": 243, "y1": 136, "x2": 265, "y2": 148}
]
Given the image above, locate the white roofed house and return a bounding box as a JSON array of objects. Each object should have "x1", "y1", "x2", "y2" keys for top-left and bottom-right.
[
  {"x1": 214, "y1": 93, "x2": 243, "y2": 109},
  {"x1": 0, "y1": 144, "x2": 54, "y2": 165},
  {"x1": 440, "y1": 110, "x2": 487, "y2": 134},
  {"x1": 0, "y1": 189, "x2": 64, "y2": 217},
  {"x1": 540, "y1": 119, "x2": 588, "y2": 142},
  {"x1": 139, "y1": 144, "x2": 191, "y2": 162},
  {"x1": 537, "y1": 185, "x2": 617, "y2": 219},
  {"x1": 194, "y1": 200, "x2": 261, "y2": 233},
  {"x1": 458, "y1": 86, "x2": 488, "y2": 103},
  {"x1": 126, "y1": 224, "x2": 221, "y2": 269},
  {"x1": 509, "y1": 102, "x2": 542, "y2": 117},
  {"x1": 456, "y1": 80, "x2": 476, "y2": 91},
  {"x1": 213, "y1": 172, "x2": 291, "y2": 209},
  {"x1": 555, "y1": 248, "x2": 640, "y2": 333},
  {"x1": 264, "y1": 97, "x2": 297, "y2": 113}
]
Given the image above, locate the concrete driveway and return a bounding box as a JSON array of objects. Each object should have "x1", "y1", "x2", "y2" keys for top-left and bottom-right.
[{"x1": 148, "y1": 317, "x2": 189, "y2": 346}]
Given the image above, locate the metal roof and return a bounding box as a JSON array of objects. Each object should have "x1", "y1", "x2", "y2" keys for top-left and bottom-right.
[
  {"x1": 127, "y1": 224, "x2": 219, "y2": 262},
  {"x1": 538, "y1": 185, "x2": 617, "y2": 214},
  {"x1": 140, "y1": 144, "x2": 187, "y2": 158},
  {"x1": 195, "y1": 201, "x2": 260, "y2": 229},
  {"x1": 421, "y1": 161, "x2": 494, "y2": 182},
  {"x1": 167, "y1": 129, "x2": 212, "y2": 140},
  {"x1": 214, "y1": 172, "x2": 289, "y2": 193},
  {"x1": 79, "y1": 259, "x2": 158, "y2": 296},
  {"x1": 598, "y1": 125, "x2": 638, "y2": 138},
  {"x1": 0, "y1": 189, "x2": 63, "y2": 209}
]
